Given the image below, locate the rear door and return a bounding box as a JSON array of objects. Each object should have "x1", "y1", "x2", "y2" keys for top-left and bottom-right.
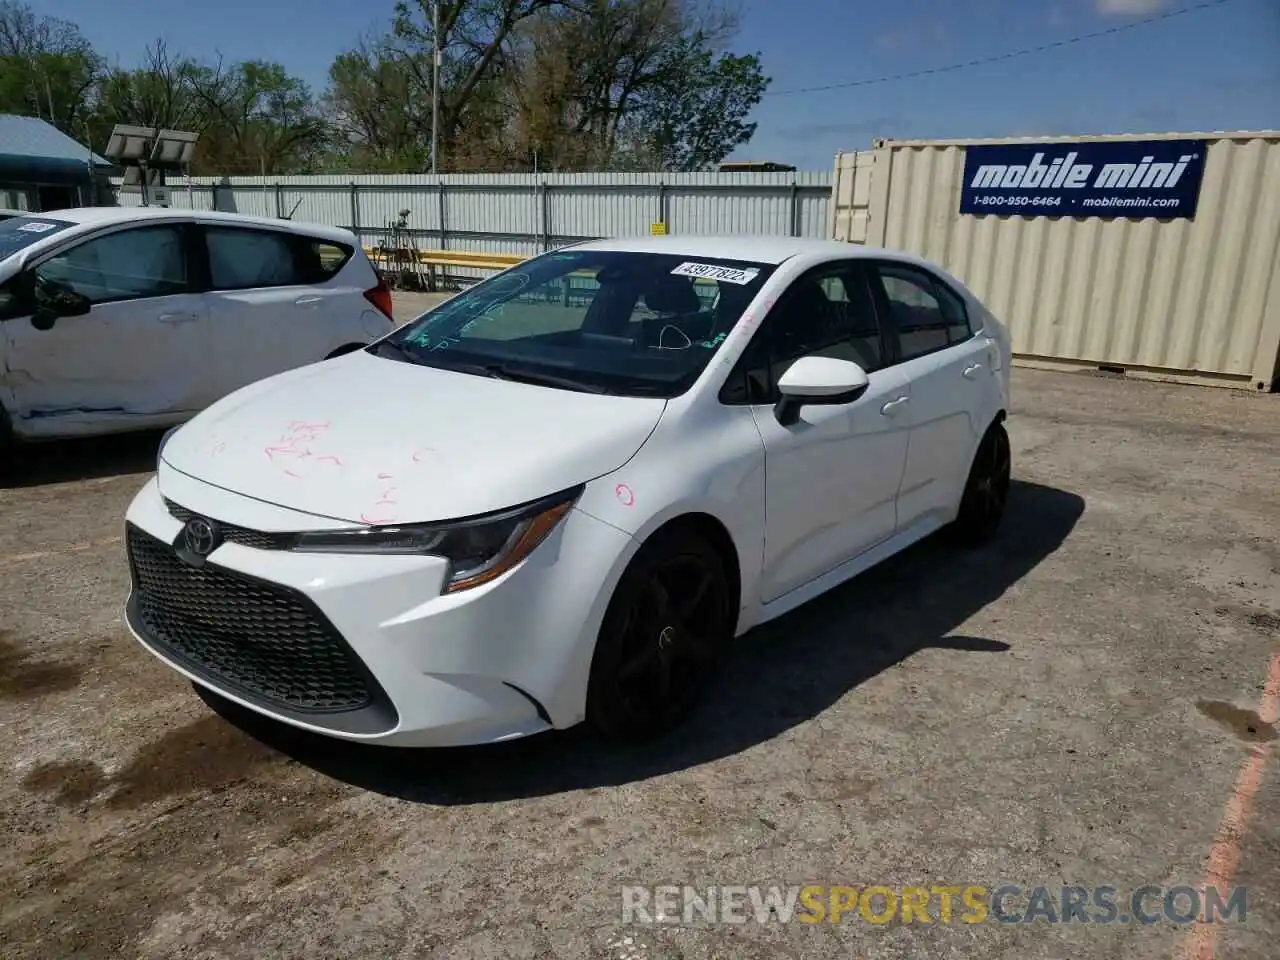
[
  {"x1": 194, "y1": 223, "x2": 365, "y2": 401},
  {"x1": 867, "y1": 260, "x2": 993, "y2": 530},
  {"x1": 1, "y1": 219, "x2": 211, "y2": 432}
]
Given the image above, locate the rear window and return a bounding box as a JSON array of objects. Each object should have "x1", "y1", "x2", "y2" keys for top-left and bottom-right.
[{"x1": 0, "y1": 216, "x2": 75, "y2": 261}]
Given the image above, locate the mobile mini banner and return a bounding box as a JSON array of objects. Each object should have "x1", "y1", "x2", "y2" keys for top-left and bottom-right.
[{"x1": 959, "y1": 138, "x2": 1209, "y2": 219}]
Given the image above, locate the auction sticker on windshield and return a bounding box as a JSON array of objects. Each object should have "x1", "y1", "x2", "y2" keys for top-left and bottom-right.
[
  {"x1": 671, "y1": 262, "x2": 759, "y2": 285},
  {"x1": 17, "y1": 221, "x2": 59, "y2": 233}
]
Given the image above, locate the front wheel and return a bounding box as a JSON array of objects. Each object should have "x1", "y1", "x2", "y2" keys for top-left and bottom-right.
[
  {"x1": 948, "y1": 420, "x2": 1011, "y2": 545},
  {"x1": 586, "y1": 527, "x2": 734, "y2": 741},
  {"x1": 0, "y1": 404, "x2": 15, "y2": 479}
]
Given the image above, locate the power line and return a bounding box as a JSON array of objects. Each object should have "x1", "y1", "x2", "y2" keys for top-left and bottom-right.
[{"x1": 764, "y1": 0, "x2": 1235, "y2": 97}]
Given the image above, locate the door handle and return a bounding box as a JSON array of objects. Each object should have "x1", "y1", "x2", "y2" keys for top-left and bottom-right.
[
  {"x1": 880, "y1": 396, "x2": 910, "y2": 416},
  {"x1": 962, "y1": 363, "x2": 983, "y2": 380},
  {"x1": 158, "y1": 312, "x2": 199, "y2": 325},
  {"x1": 294, "y1": 296, "x2": 324, "y2": 306}
]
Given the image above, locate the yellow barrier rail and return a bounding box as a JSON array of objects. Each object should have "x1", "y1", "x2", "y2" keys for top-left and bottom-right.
[{"x1": 363, "y1": 246, "x2": 526, "y2": 270}]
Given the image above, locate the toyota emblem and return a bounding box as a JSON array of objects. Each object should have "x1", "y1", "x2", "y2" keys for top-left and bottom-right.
[{"x1": 182, "y1": 517, "x2": 219, "y2": 557}]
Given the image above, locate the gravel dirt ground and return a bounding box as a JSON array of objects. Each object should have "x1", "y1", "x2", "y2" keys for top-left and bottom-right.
[{"x1": 1, "y1": 325, "x2": 1277, "y2": 958}]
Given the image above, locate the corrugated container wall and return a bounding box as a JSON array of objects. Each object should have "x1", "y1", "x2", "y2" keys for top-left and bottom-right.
[{"x1": 831, "y1": 132, "x2": 1280, "y2": 390}]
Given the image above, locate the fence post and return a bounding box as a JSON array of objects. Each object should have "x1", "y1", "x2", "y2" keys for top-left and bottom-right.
[
  {"x1": 657, "y1": 181, "x2": 667, "y2": 234},
  {"x1": 437, "y1": 181, "x2": 447, "y2": 251},
  {"x1": 789, "y1": 181, "x2": 800, "y2": 236},
  {"x1": 349, "y1": 182, "x2": 360, "y2": 239},
  {"x1": 539, "y1": 181, "x2": 550, "y2": 252},
  {"x1": 274, "y1": 182, "x2": 283, "y2": 219}
]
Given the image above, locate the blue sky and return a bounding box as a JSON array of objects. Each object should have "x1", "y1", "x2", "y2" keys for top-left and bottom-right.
[{"x1": 41, "y1": 0, "x2": 1280, "y2": 170}]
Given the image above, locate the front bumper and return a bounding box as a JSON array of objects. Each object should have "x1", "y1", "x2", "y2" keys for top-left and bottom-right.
[{"x1": 122, "y1": 471, "x2": 636, "y2": 747}]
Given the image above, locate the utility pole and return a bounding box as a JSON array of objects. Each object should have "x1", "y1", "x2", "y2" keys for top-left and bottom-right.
[{"x1": 431, "y1": 1, "x2": 440, "y2": 175}]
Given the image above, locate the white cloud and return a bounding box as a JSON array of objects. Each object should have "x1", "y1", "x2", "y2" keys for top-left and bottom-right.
[{"x1": 1096, "y1": 0, "x2": 1169, "y2": 15}]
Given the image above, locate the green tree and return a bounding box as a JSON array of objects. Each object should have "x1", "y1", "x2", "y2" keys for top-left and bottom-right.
[
  {"x1": 627, "y1": 33, "x2": 768, "y2": 171},
  {"x1": 0, "y1": 0, "x2": 101, "y2": 135},
  {"x1": 185, "y1": 59, "x2": 331, "y2": 174}
]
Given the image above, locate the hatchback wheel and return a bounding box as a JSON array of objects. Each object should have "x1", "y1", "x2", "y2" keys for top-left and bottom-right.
[
  {"x1": 586, "y1": 527, "x2": 733, "y2": 740},
  {"x1": 949, "y1": 420, "x2": 1011, "y2": 545},
  {"x1": 0, "y1": 405, "x2": 14, "y2": 479}
]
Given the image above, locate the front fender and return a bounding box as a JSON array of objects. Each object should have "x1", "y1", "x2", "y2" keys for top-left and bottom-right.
[{"x1": 574, "y1": 402, "x2": 766, "y2": 634}]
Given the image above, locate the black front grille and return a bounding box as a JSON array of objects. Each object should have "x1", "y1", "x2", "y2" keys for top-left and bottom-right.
[
  {"x1": 126, "y1": 524, "x2": 395, "y2": 732},
  {"x1": 164, "y1": 499, "x2": 294, "y2": 551}
]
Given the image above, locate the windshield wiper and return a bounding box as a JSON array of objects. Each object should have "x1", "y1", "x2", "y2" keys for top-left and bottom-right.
[
  {"x1": 460, "y1": 361, "x2": 607, "y2": 394},
  {"x1": 370, "y1": 338, "x2": 417, "y2": 362}
]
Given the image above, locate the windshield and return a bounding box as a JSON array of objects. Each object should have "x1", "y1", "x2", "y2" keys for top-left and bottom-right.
[
  {"x1": 375, "y1": 248, "x2": 777, "y2": 397},
  {"x1": 0, "y1": 216, "x2": 75, "y2": 261}
]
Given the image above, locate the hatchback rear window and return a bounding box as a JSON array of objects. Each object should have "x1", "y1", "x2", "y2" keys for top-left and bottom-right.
[{"x1": 0, "y1": 216, "x2": 75, "y2": 261}]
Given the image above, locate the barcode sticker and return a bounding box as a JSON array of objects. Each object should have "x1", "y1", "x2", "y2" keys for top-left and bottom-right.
[{"x1": 670, "y1": 262, "x2": 760, "y2": 285}]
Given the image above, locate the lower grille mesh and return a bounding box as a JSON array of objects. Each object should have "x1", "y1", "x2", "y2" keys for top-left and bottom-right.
[{"x1": 126, "y1": 524, "x2": 376, "y2": 713}]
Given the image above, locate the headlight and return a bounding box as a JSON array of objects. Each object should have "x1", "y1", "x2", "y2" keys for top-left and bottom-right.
[
  {"x1": 292, "y1": 485, "x2": 581, "y2": 593},
  {"x1": 157, "y1": 425, "x2": 181, "y2": 468}
]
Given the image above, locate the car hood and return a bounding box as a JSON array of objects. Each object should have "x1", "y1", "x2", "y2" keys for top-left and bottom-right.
[{"x1": 160, "y1": 350, "x2": 666, "y2": 524}]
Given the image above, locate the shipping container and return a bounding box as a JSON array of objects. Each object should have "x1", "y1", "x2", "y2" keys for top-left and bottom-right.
[{"x1": 831, "y1": 131, "x2": 1280, "y2": 391}]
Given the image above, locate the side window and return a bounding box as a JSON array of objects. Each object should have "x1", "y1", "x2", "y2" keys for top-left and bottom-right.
[
  {"x1": 770, "y1": 265, "x2": 884, "y2": 383},
  {"x1": 205, "y1": 227, "x2": 305, "y2": 290},
  {"x1": 935, "y1": 282, "x2": 973, "y2": 344},
  {"x1": 876, "y1": 265, "x2": 951, "y2": 362},
  {"x1": 719, "y1": 265, "x2": 885, "y2": 405},
  {"x1": 306, "y1": 239, "x2": 355, "y2": 281},
  {"x1": 34, "y1": 226, "x2": 187, "y2": 304}
]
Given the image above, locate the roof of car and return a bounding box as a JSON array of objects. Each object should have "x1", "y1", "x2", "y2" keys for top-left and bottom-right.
[
  {"x1": 16, "y1": 206, "x2": 356, "y2": 242},
  {"x1": 567, "y1": 234, "x2": 926, "y2": 267}
]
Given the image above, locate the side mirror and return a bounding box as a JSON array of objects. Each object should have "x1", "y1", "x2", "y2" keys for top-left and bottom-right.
[
  {"x1": 30, "y1": 285, "x2": 90, "y2": 330},
  {"x1": 774, "y1": 356, "x2": 870, "y2": 426}
]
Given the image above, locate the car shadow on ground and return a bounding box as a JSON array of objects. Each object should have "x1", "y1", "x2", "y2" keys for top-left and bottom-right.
[
  {"x1": 1, "y1": 429, "x2": 162, "y2": 488},
  {"x1": 201, "y1": 479, "x2": 1085, "y2": 804}
]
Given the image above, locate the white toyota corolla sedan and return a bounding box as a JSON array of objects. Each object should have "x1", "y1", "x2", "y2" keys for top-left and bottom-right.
[{"x1": 123, "y1": 236, "x2": 1012, "y2": 746}]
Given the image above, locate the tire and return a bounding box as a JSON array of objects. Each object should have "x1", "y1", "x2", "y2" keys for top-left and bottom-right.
[
  {"x1": 0, "y1": 404, "x2": 15, "y2": 479},
  {"x1": 586, "y1": 526, "x2": 734, "y2": 741},
  {"x1": 948, "y1": 420, "x2": 1011, "y2": 546}
]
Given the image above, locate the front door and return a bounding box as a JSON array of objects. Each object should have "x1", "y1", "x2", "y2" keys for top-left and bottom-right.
[
  {"x1": 1, "y1": 221, "x2": 211, "y2": 434},
  {"x1": 749, "y1": 262, "x2": 912, "y2": 603}
]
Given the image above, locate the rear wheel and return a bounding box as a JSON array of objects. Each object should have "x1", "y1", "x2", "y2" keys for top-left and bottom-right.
[
  {"x1": 586, "y1": 527, "x2": 733, "y2": 741},
  {"x1": 948, "y1": 420, "x2": 1011, "y2": 545}
]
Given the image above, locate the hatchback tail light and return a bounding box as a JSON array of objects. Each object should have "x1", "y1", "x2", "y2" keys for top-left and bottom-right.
[{"x1": 363, "y1": 274, "x2": 394, "y2": 320}]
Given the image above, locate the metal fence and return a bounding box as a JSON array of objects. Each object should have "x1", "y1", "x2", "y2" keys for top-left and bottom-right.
[{"x1": 111, "y1": 171, "x2": 833, "y2": 260}]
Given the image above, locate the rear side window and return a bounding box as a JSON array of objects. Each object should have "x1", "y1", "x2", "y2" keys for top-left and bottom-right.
[
  {"x1": 205, "y1": 226, "x2": 308, "y2": 290},
  {"x1": 875, "y1": 265, "x2": 950, "y2": 362},
  {"x1": 307, "y1": 240, "x2": 355, "y2": 281}
]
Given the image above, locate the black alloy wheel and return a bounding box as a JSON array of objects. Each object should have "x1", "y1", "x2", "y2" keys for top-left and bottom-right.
[
  {"x1": 949, "y1": 420, "x2": 1012, "y2": 545},
  {"x1": 587, "y1": 528, "x2": 732, "y2": 740}
]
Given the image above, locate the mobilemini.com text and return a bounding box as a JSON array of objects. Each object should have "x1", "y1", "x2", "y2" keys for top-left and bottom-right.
[{"x1": 620, "y1": 884, "x2": 1248, "y2": 925}]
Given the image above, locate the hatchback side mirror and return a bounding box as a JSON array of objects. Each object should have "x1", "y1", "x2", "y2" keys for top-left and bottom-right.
[
  {"x1": 31, "y1": 285, "x2": 90, "y2": 330},
  {"x1": 774, "y1": 355, "x2": 870, "y2": 426}
]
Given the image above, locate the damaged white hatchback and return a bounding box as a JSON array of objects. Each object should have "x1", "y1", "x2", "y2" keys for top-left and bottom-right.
[{"x1": 0, "y1": 207, "x2": 395, "y2": 463}]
